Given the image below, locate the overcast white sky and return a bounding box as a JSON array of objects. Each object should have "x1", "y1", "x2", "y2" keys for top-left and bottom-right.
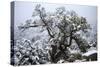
[{"x1": 14, "y1": 1, "x2": 97, "y2": 30}]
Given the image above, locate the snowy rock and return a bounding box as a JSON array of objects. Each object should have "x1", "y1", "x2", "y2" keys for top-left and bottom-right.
[
  {"x1": 57, "y1": 59, "x2": 65, "y2": 63},
  {"x1": 82, "y1": 50, "x2": 97, "y2": 57}
]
